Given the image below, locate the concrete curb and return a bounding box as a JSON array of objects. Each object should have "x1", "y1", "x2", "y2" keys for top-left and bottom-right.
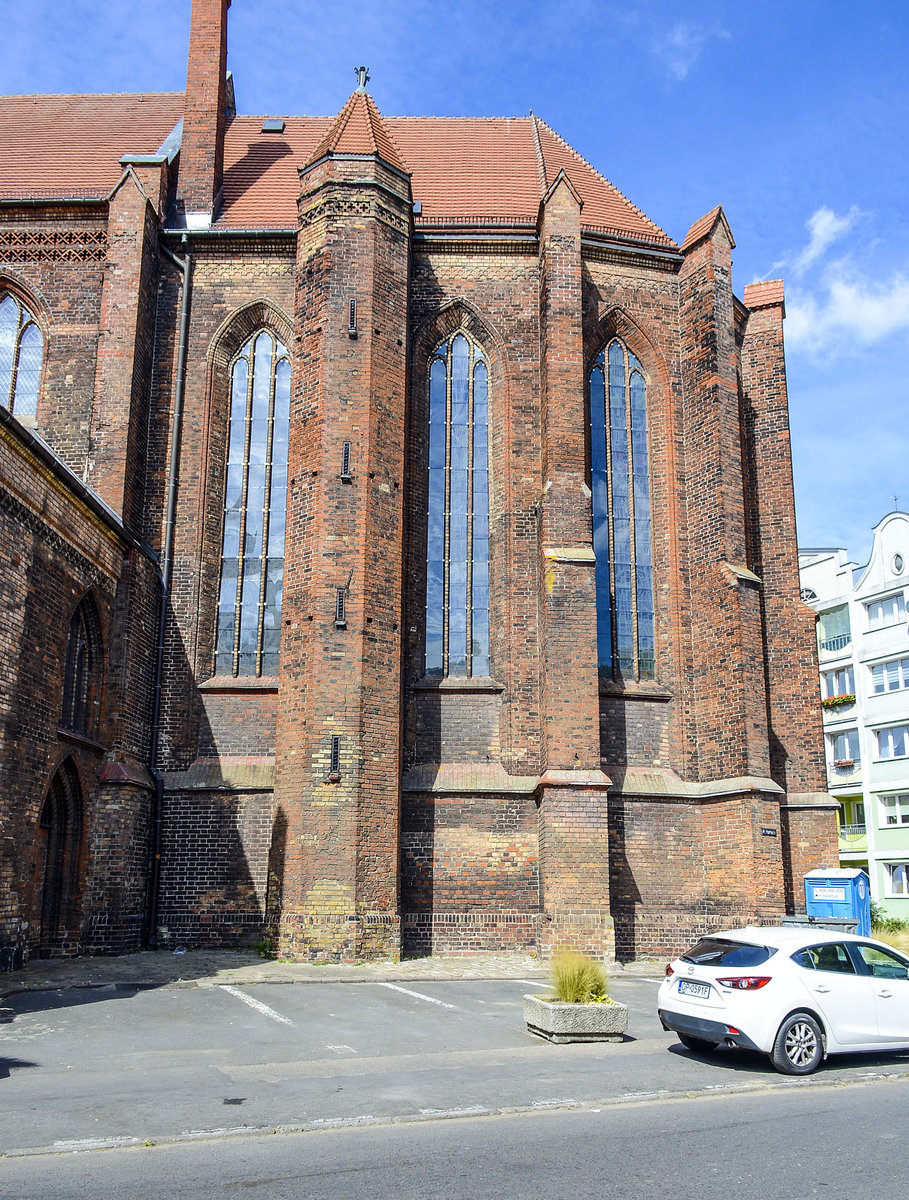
[{"x1": 0, "y1": 949, "x2": 667, "y2": 998}]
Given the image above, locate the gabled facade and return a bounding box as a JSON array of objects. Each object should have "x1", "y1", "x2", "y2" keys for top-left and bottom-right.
[
  {"x1": 800, "y1": 512, "x2": 909, "y2": 919},
  {"x1": 0, "y1": 0, "x2": 835, "y2": 968}
]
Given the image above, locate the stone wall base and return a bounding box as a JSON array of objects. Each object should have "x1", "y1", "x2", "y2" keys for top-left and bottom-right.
[
  {"x1": 275, "y1": 911, "x2": 402, "y2": 962},
  {"x1": 402, "y1": 910, "x2": 539, "y2": 956}
]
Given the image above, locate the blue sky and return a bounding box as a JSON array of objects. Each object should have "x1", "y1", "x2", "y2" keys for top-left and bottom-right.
[{"x1": 7, "y1": 0, "x2": 908, "y2": 567}]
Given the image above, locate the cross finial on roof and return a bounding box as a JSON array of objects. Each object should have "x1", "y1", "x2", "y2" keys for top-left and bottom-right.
[{"x1": 354, "y1": 66, "x2": 371, "y2": 91}]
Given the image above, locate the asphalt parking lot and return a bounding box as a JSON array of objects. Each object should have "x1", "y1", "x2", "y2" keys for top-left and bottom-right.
[{"x1": 3, "y1": 970, "x2": 909, "y2": 1158}]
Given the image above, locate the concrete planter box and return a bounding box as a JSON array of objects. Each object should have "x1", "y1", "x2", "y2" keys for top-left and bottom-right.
[{"x1": 523, "y1": 994, "x2": 628, "y2": 1043}]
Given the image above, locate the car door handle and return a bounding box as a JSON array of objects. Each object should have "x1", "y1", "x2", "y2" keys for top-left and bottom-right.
[
  {"x1": 878, "y1": 989, "x2": 893, "y2": 999},
  {"x1": 814, "y1": 985, "x2": 831, "y2": 993}
]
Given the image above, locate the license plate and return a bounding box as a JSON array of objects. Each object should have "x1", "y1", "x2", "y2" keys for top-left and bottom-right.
[{"x1": 679, "y1": 980, "x2": 711, "y2": 999}]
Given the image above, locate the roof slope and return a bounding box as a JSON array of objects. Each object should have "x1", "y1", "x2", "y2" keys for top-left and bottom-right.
[
  {"x1": 533, "y1": 118, "x2": 673, "y2": 246},
  {"x1": 0, "y1": 93, "x2": 184, "y2": 199},
  {"x1": 307, "y1": 89, "x2": 406, "y2": 172},
  {"x1": 0, "y1": 91, "x2": 677, "y2": 249},
  {"x1": 221, "y1": 112, "x2": 675, "y2": 246}
]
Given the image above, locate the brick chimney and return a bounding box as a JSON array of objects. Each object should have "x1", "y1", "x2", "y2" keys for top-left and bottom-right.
[{"x1": 179, "y1": 0, "x2": 230, "y2": 226}]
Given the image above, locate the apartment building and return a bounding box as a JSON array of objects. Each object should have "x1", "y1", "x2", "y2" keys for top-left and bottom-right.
[{"x1": 800, "y1": 511, "x2": 909, "y2": 918}]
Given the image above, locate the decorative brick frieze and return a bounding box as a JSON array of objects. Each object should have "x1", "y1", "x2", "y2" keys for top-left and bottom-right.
[{"x1": 0, "y1": 228, "x2": 108, "y2": 263}]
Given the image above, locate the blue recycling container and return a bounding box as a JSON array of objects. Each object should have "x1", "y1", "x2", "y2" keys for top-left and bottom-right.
[{"x1": 804, "y1": 868, "x2": 871, "y2": 937}]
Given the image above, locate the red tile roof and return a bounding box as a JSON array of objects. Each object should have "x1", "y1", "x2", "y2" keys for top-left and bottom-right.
[
  {"x1": 307, "y1": 90, "x2": 407, "y2": 173},
  {"x1": 532, "y1": 117, "x2": 673, "y2": 246},
  {"x1": 222, "y1": 110, "x2": 676, "y2": 246},
  {"x1": 680, "y1": 205, "x2": 734, "y2": 253},
  {"x1": 0, "y1": 90, "x2": 677, "y2": 250},
  {"x1": 0, "y1": 93, "x2": 184, "y2": 199},
  {"x1": 743, "y1": 279, "x2": 785, "y2": 311}
]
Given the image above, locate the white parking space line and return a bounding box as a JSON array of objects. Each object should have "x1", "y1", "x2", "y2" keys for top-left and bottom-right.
[
  {"x1": 517, "y1": 979, "x2": 546, "y2": 988},
  {"x1": 377, "y1": 983, "x2": 461, "y2": 1011},
  {"x1": 220, "y1": 985, "x2": 293, "y2": 1026}
]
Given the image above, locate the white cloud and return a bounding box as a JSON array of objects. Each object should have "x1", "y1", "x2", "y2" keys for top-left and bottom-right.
[
  {"x1": 791, "y1": 206, "x2": 862, "y2": 276},
  {"x1": 786, "y1": 265, "x2": 909, "y2": 356},
  {"x1": 653, "y1": 23, "x2": 728, "y2": 81}
]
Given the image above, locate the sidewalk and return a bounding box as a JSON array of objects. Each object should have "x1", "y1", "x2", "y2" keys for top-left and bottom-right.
[{"x1": 1, "y1": 947, "x2": 667, "y2": 996}]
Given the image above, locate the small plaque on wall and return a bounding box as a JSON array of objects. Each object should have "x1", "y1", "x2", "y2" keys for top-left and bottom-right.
[{"x1": 761, "y1": 827, "x2": 778, "y2": 837}]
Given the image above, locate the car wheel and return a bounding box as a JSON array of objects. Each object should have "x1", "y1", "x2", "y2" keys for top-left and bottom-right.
[
  {"x1": 770, "y1": 1012, "x2": 824, "y2": 1075},
  {"x1": 679, "y1": 1033, "x2": 718, "y2": 1053}
]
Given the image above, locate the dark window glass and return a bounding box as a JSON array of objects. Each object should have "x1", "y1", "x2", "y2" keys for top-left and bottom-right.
[
  {"x1": 424, "y1": 334, "x2": 490, "y2": 677},
  {"x1": 681, "y1": 938, "x2": 777, "y2": 967},
  {"x1": 803, "y1": 943, "x2": 856, "y2": 974},
  {"x1": 0, "y1": 293, "x2": 44, "y2": 416},
  {"x1": 589, "y1": 340, "x2": 654, "y2": 680},
  {"x1": 216, "y1": 331, "x2": 289, "y2": 677},
  {"x1": 853, "y1": 943, "x2": 909, "y2": 979},
  {"x1": 61, "y1": 598, "x2": 101, "y2": 735}
]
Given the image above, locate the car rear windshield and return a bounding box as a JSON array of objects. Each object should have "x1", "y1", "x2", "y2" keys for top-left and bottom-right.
[{"x1": 680, "y1": 938, "x2": 777, "y2": 967}]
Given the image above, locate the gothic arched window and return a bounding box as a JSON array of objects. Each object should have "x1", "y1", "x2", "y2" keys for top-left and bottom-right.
[
  {"x1": 425, "y1": 332, "x2": 490, "y2": 677},
  {"x1": 215, "y1": 330, "x2": 289, "y2": 677},
  {"x1": 61, "y1": 596, "x2": 102, "y2": 736},
  {"x1": 0, "y1": 292, "x2": 44, "y2": 417},
  {"x1": 589, "y1": 340, "x2": 654, "y2": 680}
]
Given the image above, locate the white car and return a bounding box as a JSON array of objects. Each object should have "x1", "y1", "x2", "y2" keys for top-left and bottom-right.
[{"x1": 657, "y1": 925, "x2": 909, "y2": 1074}]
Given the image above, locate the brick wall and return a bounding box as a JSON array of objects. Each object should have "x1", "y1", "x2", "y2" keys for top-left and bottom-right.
[
  {"x1": 0, "y1": 416, "x2": 155, "y2": 964},
  {"x1": 156, "y1": 787, "x2": 273, "y2": 946},
  {"x1": 402, "y1": 791, "x2": 539, "y2": 954}
]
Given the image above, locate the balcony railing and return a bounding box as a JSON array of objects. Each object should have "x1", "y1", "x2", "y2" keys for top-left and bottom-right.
[
  {"x1": 839, "y1": 824, "x2": 866, "y2": 840},
  {"x1": 820, "y1": 633, "x2": 851, "y2": 654}
]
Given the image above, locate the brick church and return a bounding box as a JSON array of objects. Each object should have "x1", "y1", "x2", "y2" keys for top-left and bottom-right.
[{"x1": 0, "y1": 0, "x2": 838, "y2": 970}]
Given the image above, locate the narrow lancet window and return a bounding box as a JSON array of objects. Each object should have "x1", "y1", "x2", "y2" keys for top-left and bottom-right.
[
  {"x1": 425, "y1": 333, "x2": 490, "y2": 677},
  {"x1": 61, "y1": 597, "x2": 102, "y2": 735},
  {"x1": 216, "y1": 330, "x2": 290, "y2": 676},
  {"x1": 589, "y1": 340, "x2": 654, "y2": 680},
  {"x1": 0, "y1": 293, "x2": 44, "y2": 417}
]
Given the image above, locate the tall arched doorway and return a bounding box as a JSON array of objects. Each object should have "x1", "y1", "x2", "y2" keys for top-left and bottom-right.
[{"x1": 37, "y1": 759, "x2": 83, "y2": 955}]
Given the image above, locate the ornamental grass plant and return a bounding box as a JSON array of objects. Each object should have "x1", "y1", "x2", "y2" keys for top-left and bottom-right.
[{"x1": 549, "y1": 949, "x2": 611, "y2": 1004}]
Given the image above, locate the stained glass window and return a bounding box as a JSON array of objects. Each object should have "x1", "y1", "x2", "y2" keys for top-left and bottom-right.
[
  {"x1": 425, "y1": 333, "x2": 490, "y2": 677},
  {"x1": 215, "y1": 330, "x2": 289, "y2": 677},
  {"x1": 0, "y1": 293, "x2": 43, "y2": 417},
  {"x1": 589, "y1": 340, "x2": 654, "y2": 680}
]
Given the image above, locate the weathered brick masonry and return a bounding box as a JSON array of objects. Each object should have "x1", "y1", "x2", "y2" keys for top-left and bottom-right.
[{"x1": 0, "y1": 0, "x2": 837, "y2": 968}]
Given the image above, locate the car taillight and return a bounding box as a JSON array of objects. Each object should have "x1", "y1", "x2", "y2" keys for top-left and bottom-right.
[
  {"x1": 716, "y1": 976, "x2": 771, "y2": 990},
  {"x1": 665, "y1": 964, "x2": 675, "y2": 977}
]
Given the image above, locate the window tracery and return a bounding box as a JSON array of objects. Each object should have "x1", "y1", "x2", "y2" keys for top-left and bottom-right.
[
  {"x1": 0, "y1": 292, "x2": 43, "y2": 417},
  {"x1": 425, "y1": 332, "x2": 490, "y2": 677},
  {"x1": 215, "y1": 330, "x2": 289, "y2": 677},
  {"x1": 61, "y1": 596, "x2": 101, "y2": 736},
  {"x1": 589, "y1": 339, "x2": 654, "y2": 679}
]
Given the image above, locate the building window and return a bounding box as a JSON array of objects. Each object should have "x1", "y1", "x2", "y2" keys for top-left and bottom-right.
[
  {"x1": 871, "y1": 657, "x2": 909, "y2": 694},
  {"x1": 817, "y1": 604, "x2": 851, "y2": 655},
  {"x1": 215, "y1": 330, "x2": 289, "y2": 677},
  {"x1": 877, "y1": 724, "x2": 909, "y2": 760},
  {"x1": 589, "y1": 340, "x2": 654, "y2": 679},
  {"x1": 867, "y1": 593, "x2": 906, "y2": 630},
  {"x1": 0, "y1": 293, "x2": 43, "y2": 417},
  {"x1": 61, "y1": 597, "x2": 101, "y2": 736},
  {"x1": 880, "y1": 793, "x2": 909, "y2": 827},
  {"x1": 828, "y1": 728, "x2": 860, "y2": 767},
  {"x1": 822, "y1": 665, "x2": 855, "y2": 699},
  {"x1": 425, "y1": 332, "x2": 490, "y2": 677},
  {"x1": 884, "y1": 862, "x2": 909, "y2": 897}
]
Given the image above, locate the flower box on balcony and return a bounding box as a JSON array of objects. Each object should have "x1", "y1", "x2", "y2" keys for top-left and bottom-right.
[
  {"x1": 833, "y1": 759, "x2": 855, "y2": 769},
  {"x1": 822, "y1": 694, "x2": 856, "y2": 711}
]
